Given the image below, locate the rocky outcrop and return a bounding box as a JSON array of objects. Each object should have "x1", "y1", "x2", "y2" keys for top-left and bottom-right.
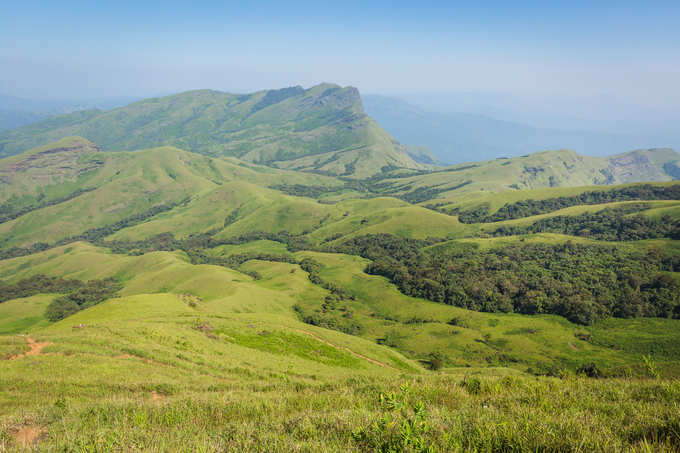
[{"x1": 0, "y1": 137, "x2": 103, "y2": 185}]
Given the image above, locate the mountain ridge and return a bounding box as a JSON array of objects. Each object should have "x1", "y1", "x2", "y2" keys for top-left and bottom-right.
[{"x1": 0, "y1": 84, "x2": 424, "y2": 178}]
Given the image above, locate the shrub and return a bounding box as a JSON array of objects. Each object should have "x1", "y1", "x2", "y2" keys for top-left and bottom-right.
[{"x1": 577, "y1": 363, "x2": 602, "y2": 378}]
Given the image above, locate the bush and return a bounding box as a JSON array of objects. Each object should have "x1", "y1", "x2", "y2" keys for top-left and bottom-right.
[
  {"x1": 577, "y1": 363, "x2": 602, "y2": 378},
  {"x1": 45, "y1": 297, "x2": 80, "y2": 322},
  {"x1": 426, "y1": 352, "x2": 444, "y2": 371}
]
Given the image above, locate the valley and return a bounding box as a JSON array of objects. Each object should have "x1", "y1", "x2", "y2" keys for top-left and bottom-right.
[{"x1": 0, "y1": 87, "x2": 679, "y2": 451}]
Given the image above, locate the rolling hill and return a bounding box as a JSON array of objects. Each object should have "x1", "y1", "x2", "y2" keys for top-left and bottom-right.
[
  {"x1": 0, "y1": 130, "x2": 679, "y2": 450},
  {"x1": 0, "y1": 85, "x2": 424, "y2": 178},
  {"x1": 375, "y1": 147, "x2": 680, "y2": 202}
]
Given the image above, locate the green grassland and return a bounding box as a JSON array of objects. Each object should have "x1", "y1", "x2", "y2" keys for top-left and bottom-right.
[
  {"x1": 1, "y1": 139, "x2": 676, "y2": 251},
  {"x1": 0, "y1": 140, "x2": 343, "y2": 248},
  {"x1": 2, "y1": 239, "x2": 679, "y2": 378},
  {"x1": 377, "y1": 150, "x2": 679, "y2": 201},
  {"x1": 1, "y1": 242, "x2": 680, "y2": 450},
  {"x1": 423, "y1": 180, "x2": 680, "y2": 215},
  {"x1": 0, "y1": 294, "x2": 53, "y2": 335},
  {"x1": 1, "y1": 133, "x2": 679, "y2": 450}
]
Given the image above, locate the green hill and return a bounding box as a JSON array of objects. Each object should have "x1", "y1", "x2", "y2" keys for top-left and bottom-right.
[
  {"x1": 1, "y1": 135, "x2": 679, "y2": 450},
  {"x1": 0, "y1": 84, "x2": 424, "y2": 178},
  {"x1": 376, "y1": 148, "x2": 680, "y2": 202}
]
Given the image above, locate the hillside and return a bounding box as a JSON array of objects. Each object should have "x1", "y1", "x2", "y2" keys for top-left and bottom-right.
[
  {"x1": 1, "y1": 137, "x2": 679, "y2": 451},
  {"x1": 0, "y1": 85, "x2": 424, "y2": 178},
  {"x1": 3, "y1": 244, "x2": 679, "y2": 450},
  {"x1": 375, "y1": 147, "x2": 680, "y2": 202}
]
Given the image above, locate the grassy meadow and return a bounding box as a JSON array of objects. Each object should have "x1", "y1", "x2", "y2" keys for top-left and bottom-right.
[{"x1": 0, "y1": 137, "x2": 679, "y2": 451}]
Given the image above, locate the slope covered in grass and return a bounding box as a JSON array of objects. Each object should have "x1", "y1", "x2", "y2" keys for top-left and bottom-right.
[
  {"x1": 0, "y1": 139, "x2": 343, "y2": 249},
  {"x1": 0, "y1": 84, "x2": 424, "y2": 177},
  {"x1": 0, "y1": 154, "x2": 679, "y2": 450},
  {"x1": 377, "y1": 149, "x2": 679, "y2": 202},
  {"x1": 1, "y1": 240, "x2": 680, "y2": 451}
]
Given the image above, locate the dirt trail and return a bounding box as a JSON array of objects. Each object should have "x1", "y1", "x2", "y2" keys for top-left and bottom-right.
[
  {"x1": 295, "y1": 328, "x2": 399, "y2": 371},
  {"x1": 13, "y1": 425, "x2": 44, "y2": 448},
  {"x1": 9, "y1": 337, "x2": 52, "y2": 360},
  {"x1": 151, "y1": 391, "x2": 166, "y2": 401}
]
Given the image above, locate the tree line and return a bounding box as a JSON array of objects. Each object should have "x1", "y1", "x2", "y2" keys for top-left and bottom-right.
[
  {"x1": 0, "y1": 274, "x2": 121, "y2": 322},
  {"x1": 0, "y1": 188, "x2": 96, "y2": 225},
  {"x1": 0, "y1": 197, "x2": 190, "y2": 260},
  {"x1": 492, "y1": 205, "x2": 680, "y2": 241},
  {"x1": 428, "y1": 184, "x2": 680, "y2": 223},
  {"x1": 335, "y1": 234, "x2": 680, "y2": 325}
]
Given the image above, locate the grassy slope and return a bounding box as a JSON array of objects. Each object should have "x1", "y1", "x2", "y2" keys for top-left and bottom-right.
[
  {"x1": 428, "y1": 180, "x2": 680, "y2": 214},
  {"x1": 0, "y1": 242, "x2": 415, "y2": 370},
  {"x1": 2, "y1": 139, "x2": 676, "y2": 251},
  {"x1": 1, "y1": 175, "x2": 679, "y2": 450},
  {"x1": 289, "y1": 248, "x2": 680, "y2": 376},
  {"x1": 0, "y1": 294, "x2": 53, "y2": 335},
  {"x1": 0, "y1": 85, "x2": 423, "y2": 177},
  {"x1": 0, "y1": 140, "x2": 343, "y2": 248},
  {"x1": 378, "y1": 150, "x2": 679, "y2": 201},
  {"x1": 1, "y1": 243, "x2": 680, "y2": 451},
  {"x1": 4, "y1": 239, "x2": 676, "y2": 377}
]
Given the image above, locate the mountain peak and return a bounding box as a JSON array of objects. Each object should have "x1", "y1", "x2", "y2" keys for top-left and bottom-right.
[{"x1": 0, "y1": 85, "x2": 422, "y2": 178}]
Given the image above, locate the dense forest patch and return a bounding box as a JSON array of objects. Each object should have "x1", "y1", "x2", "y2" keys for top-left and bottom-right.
[
  {"x1": 492, "y1": 205, "x2": 680, "y2": 241},
  {"x1": 336, "y1": 234, "x2": 680, "y2": 324},
  {"x1": 0, "y1": 274, "x2": 120, "y2": 322},
  {"x1": 432, "y1": 184, "x2": 680, "y2": 222}
]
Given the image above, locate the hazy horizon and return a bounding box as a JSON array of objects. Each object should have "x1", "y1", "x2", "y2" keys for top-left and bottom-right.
[
  {"x1": 2, "y1": 1, "x2": 679, "y2": 105},
  {"x1": 3, "y1": 1, "x2": 679, "y2": 152}
]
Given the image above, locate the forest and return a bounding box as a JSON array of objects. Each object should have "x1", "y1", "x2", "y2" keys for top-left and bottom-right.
[
  {"x1": 337, "y1": 234, "x2": 680, "y2": 325},
  {"x1": 0, "y1": 274, "x2": 121, "y2": 321},
  {"x1": 492, "y1": 205, "x2": 680, "y2": 241},
  {"x1": 433, "y1": 184, "x2": 680, "y2": 222}
]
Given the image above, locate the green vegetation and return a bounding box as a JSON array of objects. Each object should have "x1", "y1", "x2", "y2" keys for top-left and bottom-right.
[
  {"x1": 44, "y1": 278, "x2": 121, "y2": 322},
  {"x1": 0, "y1": 85, "x2": 425, "y2": 178},
  {"x1": 1, "y1": 297, "x2": 680, "y2": 451},
  {"x1": 377, "y1": 150, "x2": 679, "y2": 200},
  {"x1": 0, "y1": 274, "x2": 121, "y2": 322},
  {"x1": 0, "y1": 106, "x2": 678, "y2": 450},
  {"x1": 448, "y1": 183, "x2": 680, "y2": 222},
  {"x1": 338, "y1": 234, "x2": 680, "y2": 324},
  {"x1": 492, "y1": 205, "x2": 680, "y2": 241},
  {"x1": 0, "y1": 294, "x2": 53, "y2": 335}
]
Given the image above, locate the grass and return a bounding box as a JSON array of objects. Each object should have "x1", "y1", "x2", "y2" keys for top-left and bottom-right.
[
  {"x1": 0, "y1": 274, "x2": 678, "y2": 451},
  {"x1": 276, "y1": 248, "x2": 679, "y2": 376},
  {"x1": 0, "y1": 136, "x2": 679, "y2": 450},
  {"x1": 0, "y1": 85, "x2": 424, "y2": 177},
  {"x1": 2, "y1": 351, "x2": 680, "y2": 451},
  {"x1": 378, "y1": 152, "x2": 679, "y2": 200},
  {"x1": 0, "y1": 295, "x2": 53, "y2": 335},
  {"x1": 3, "y1": 238, "x2": 679, "y2": 378}
]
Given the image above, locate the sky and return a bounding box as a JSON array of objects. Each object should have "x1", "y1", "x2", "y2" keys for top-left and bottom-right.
[{"x1": 1, "y1": 0, "x2": 679, "y2": 111}]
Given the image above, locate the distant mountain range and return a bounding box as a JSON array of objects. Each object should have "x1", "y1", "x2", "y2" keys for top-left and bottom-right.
[
  {"x1": 363, "y1": 94, "x2": 674, "y2": 164},
  {"x1": 0, "y1": 85, "x2": 424, "y2": 178},
  {"x1": 376, "y1": 147, "x2": 680, "y2": 202}
]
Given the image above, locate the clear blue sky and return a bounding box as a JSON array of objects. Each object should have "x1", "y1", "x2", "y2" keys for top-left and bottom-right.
[{"x1": 1, "y1": 0, "x2": 679, "y2": 107}]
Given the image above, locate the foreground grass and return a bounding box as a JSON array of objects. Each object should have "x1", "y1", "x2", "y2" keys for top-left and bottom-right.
[
  {"x1": 0, "y1": 291, "x2": 679, "y2": 451},
  {"x1": 1, "y1": 362, "x2": 679, "y2": 452}
]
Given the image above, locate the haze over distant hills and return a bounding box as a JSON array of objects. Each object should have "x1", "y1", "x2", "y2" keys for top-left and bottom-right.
[
  {"x1": 363, "y1": 94, "x2": 678, "y2": 164},
  {"x1": 0, "y1": 94, "x2": 140, "y2": 131}
]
